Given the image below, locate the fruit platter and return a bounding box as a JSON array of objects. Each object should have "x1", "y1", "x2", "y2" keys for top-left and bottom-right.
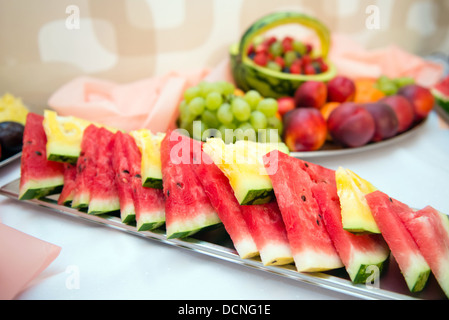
[
  {"x1": 0, "y1": 104, "x2": 448, "y2": 300},
  {"x1": 1, "y1": 10, "x2": 448, "y2": 300},
  {"x1": 175, "y1": 12, "x2": 436, "y2": 158}
]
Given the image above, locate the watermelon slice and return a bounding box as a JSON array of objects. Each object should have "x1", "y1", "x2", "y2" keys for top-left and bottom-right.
[
  {"x1": 121, "y1": 131, "x2": 165, "y2": 231},
  {"x1": 366, "y1": 191, "x2": 431, "y2": 292},
  {"x1": 394, "y1": 204, "x2": 449, "y2": 298},
  {"x1": 263, "y1": 150, "x2": 343, "y2": 272},
  {"x1": 191, "y1": 150, "x2": 259, "y2": 259},
  {"x1": 296, "y1": 159, "x2": 390, "y2": 284},
  {"x1": 160, "y1": 130, "x2": 221, "y2": 239},
  {"x1": 57, "y1": 162, "x2": 77, "y2": 206},
  {"x1": 19, "y1": 113, "x2": 65, "y2": 200},
  {"x1": 71, "y1": 124, "x2": 100, "y2": 209},
  {"x1": 432, "y1": 74, "x2": 449, "y2": 113},
  {"x1": 87, "y1": 127, "x2": 120, "y2": 215},
  {"x1": 240, "y1": 202, "x2": 293, "y2": 266},
  {"x1": 112, "y1": 131, "x2": 137, "y2": 224}
]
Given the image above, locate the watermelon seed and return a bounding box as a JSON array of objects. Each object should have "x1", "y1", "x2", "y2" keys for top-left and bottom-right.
[
  {"x1": 135, "y1": 174, "x2": 141, "y2": 179},
  {"x1": 389, "y1": 197, "x2": 393, "y2": 202},
  {"x1": 304, "y1": 163, "x2": 309, "y2": 168},
  {"x1": 316, "y1": 219, "x2": 320, "y2": 226},
  {"x1": 176, "y1": 182, "x2": 184, "y2": 189},
  {"x1": 301, "y1": 195, "x2": 306, "y2": 202},
  {"x1": 34, "y1": 151, "x2": 42, "y2": 156},
  {"x1": 167, "y1": 190, "x2": 170, "y2": 197},
  {"x1": 123, "y1": 170, "x2": 129, "y2": 174}
]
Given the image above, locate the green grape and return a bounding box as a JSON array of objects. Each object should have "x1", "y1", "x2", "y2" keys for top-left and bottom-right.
[
  {"x1": 267, "y1": 61, "x2": 282, "y2": 72},
  {"x1": 201, "y1": 110, "x2": 219, "y2": 128},
  {"x1": 215, "y1": 81, "x2": 235, "y2": 96},
  {"x1": 267, "y1": 115, "x2": 283, "y2": 132},
  {"x1": 243, "y1": 90, "x2": 262, "y2": 110},
  {"x1": 249, "y1": 110, "x2": 268, "y2": 130},
  {"x1": 269, "y1": 40, "x2": 283, "y2": 57},
  {"x1": 231, "y1": 97, "x2": 251, "y2": 122},
  {"x1": 256, "y1": 98, "x2": 278, "y2": 117},
  {"x1": 198, "y1": 81, "x2": 216, "y2": 98},
  {"x1": 218, "y1": 124, "x2": 237, "y2": 143},
  {"x1": 258, "y1": 129, "x2": 282, "y2": 143},
  {"x1": 188, "y1": 96, "x2": 206, "y2": 115},
  {"x1": 179, "y1": 100, "x2": 188, "y2": 114},
  {"x1": 236, "y1": 122, "x2": 256, "y2": 142},
  {"x1": 192, "y1": 120, "x2": 208, "y2": 141},
  {"x1": 183, "y1": 86, "x2": 201, "y2": 103},
  {"x1": 293, "y1": 40, "x2": 306, "y2": 55},
  {"x1": 205, "y1": 91, "x2": 223, "y2": 110},
  {"x1": 394, "y1": 77, "x2": 414, "y2": 88},
  {"x1": 217, "y1": 103, "x2": 234, "y2": 124},
  {"x1": 284, "y1": 50, "x2": 297, "y2": 67}
]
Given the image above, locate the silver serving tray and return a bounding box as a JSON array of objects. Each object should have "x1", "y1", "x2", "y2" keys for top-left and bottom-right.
[
  {"x1": 0, "y1": 178, "x2": 446, "y2": 300},
  {"x1": 0, "y1": 152, "x2": 21, "y2": 168},
  {"x1": 290, "y1": 117, "x2": 427, "y2": 159}
]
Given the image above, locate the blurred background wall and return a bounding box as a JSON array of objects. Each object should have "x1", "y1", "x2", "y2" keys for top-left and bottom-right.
[{"x1": 1, "y1": 0, "x2": 448, "y2": 114}]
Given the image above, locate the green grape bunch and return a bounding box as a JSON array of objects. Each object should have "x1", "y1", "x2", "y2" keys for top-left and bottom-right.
[{"x1": 176, "y1": 81, "x2": 283, "y2": 143}]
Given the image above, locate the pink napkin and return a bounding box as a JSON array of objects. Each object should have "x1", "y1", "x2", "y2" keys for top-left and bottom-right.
[
  {"x1": 328, "y1": 34, "x2": 443, "y2": 87},
  {"x1": 0, "y1": 223, "x2": 61, "y2": 299}
]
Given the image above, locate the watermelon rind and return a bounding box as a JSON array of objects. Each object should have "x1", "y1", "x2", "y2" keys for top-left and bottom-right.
[
  {"x1": 19, "y1": 178, "x2": 64, "y2": 201},
  {"x1": 432, "y1": 88, "x2": 449, "y2": 113},
  {"x1": 136, "y1": 210, "x2": 165, "y2": 232},
  {"x1": 87, "y1": 198, "x2": 121, "y2": 215},
  {"x1": 166, "y1": 210, "x2": 222, "y2": 239},
  {"x1": 230, "y1": 11, "x2": 336, "y2": 98}
]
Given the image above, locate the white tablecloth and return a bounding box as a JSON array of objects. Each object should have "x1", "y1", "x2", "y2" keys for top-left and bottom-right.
[{"x1": 1, "y1": 110, "x2": 448, "y2": 300}]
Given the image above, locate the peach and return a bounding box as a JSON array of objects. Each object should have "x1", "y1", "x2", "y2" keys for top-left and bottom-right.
[
  {"x1": 363, "y1": 103, "x2": 399, "y2": 142},
  {"x1": 379, "y1": 95, "x2": 415, "y2": 133},
  {"x1": 277, "y1": 96, "x2": 296, "y2": 117},
  {"x1": 283, "y1": 108, "x2": 327, "y2": 151},
  {"x1": 327, "y1": 76, "x2": 356, "y2": 103},
  {"x1": 294, "y1": 81, "x2": 327, "y2": 109},
  {"x1": 327, "y1": 102, "x2": 375, "y2": 148},
  {"x1": 397, "y1": 84, "x2": 435, "y2": 122}
]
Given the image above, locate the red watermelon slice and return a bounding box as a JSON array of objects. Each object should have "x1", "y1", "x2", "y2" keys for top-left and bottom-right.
[
  {"x1": 71, "y1": 124, "x2": 100, "y2": 209},
  {"x1": 240, "y1": 202, "x2": 293, "y2": 266},
  {"x1": 87, "y1": 127, "x2": 120, "y2": 215},
  {"x1": 160, "y1": 130, "x2": 221, "y2": 239},
  {"x1": 432, "y1": 74, "x2": 449, "y2": 113},
  {"x1": 112, "y1": 131, "x2": 137, "y2": 224},
  {"x1": 112, "y1": 131, "x2": 165, "y2": 229},
  {"x1": 57, "y1": 162, "x2": 77, "y2": 206},
  {"x1": 263, "y1": 150, "x2": 343, "y2": 272},
  {"x1": 122, "y1": 131, "x2": 165, "y2": 231},
  {"x1": 192, "y1": 150, "x2": 259, "y2": 259},
  {"x1": 295, "y1": 159, "x2": 390, "y2": 284},
  {"x1": 19, "y1": 113, "x2": 65, "y2": 200},
  {"x1": 393, "y1": 203, "x2": 449, "y2": 298},
  {"x1": 366, "y1": 191, "x2": 431, "y2": 292}
]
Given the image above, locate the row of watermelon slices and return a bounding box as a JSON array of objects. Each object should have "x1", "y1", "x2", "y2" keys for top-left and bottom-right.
[{"x1": 18, "y1": 112, "x2": 449, "y2": 298}]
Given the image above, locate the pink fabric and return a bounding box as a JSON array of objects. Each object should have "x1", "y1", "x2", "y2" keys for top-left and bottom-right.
[
  {"x1": 0, "y1": 223, "x2": 61, "y2": 300},
  {"x1": 328, "y1": 34, "x2": 443, "y2": 87}
]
